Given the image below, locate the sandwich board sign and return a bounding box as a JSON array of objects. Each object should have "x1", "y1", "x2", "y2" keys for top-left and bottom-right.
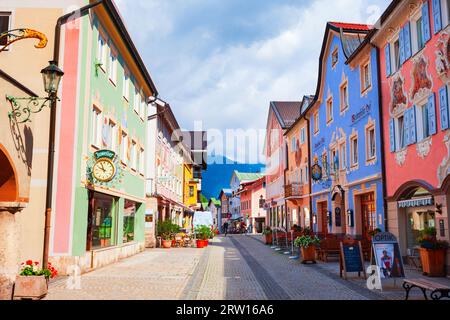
[
  {"x1": 339, "y1": 241, "x2": 366, "y2": 280},
  {"x1": 371, "y1": 232, "x2": 405, "y2": 290}
]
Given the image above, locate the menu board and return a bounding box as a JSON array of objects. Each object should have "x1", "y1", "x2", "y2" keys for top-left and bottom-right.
[{"x1": 340, "y1": 242, "x2": 366, "y2": 280}]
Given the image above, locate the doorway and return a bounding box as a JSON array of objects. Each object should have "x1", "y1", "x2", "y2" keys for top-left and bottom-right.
[
  {"x1": 318, "y1": 201, "x2": 328, "y2": 237},
  {"x1": 0, "y1": 147, "x2": 17, "y2": 202},
  {"x1": 361, "y1": 192, "x2": 376, "y2": 240}
]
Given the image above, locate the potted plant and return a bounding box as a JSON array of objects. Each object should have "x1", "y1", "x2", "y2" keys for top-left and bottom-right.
[
  {"x1": 294, "y1": 235, "x2": 320, "y2": 264},
  {"x1": 417, "y1": 227, "x2": 449, "y2": 277},
  {"x1": 13, "y1": 260, "x2": 58, "y2": 300},
  {"x1": 262, "y1": 227, "x2": 273, "y2": 245},
  {"x1": 195, "y1": 225, "x2": 211, "y2": 248},
  {"x1": 157, "y1": 220, "x2": 179, "y2": 249}
]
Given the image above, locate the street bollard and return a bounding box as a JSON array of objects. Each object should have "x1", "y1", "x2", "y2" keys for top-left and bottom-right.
[
  {"x1": 274, "y1": 229, "x2": 282, "y2": 251},
  {"x1": 289, "y1": 230, "x2": 299, "y2": 260}
]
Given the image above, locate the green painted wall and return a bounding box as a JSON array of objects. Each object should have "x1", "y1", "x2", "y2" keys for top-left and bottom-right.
[{"x1": 71, "y1": 13, "x2": 147, "y2": 256}]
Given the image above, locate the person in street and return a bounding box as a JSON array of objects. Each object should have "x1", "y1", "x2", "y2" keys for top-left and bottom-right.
[{"x1": 223, "y1": 222, "x2": 229, "y2": 237}]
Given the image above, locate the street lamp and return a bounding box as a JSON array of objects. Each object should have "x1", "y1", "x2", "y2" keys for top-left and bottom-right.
[
  {"x1": 6, "y1": 61, "x2": 64, "y2": 124},
  {"x1": 41, "y1": 60, "x2": 64, "y2": 96}
]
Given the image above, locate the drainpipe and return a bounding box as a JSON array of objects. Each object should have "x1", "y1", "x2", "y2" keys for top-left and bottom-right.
[
  {"x1": 375, "y1": 45, "x2": 389, "y2": 233},
  {"x1": 306, "y1": 117, "x2": 313, "y2": 230},
  {"x1": 43, "y1": 0, "x2": 104, "y2": 268}
]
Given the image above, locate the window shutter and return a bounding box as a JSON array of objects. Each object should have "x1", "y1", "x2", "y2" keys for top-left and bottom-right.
[
  {"x1": 433, "y1": 0, "x2": 442, "y2": 34},
  {"x1": 440, "y1": 86, "x2": 450, "y2": 130},
  {"x1": 404, "y1": 109, "x2": 410, "y2": 146},
  {"x1": 428, "y1": 93, "x2": 437, "y2": 135},
  {"x1": 409, "y1": 106, "x2": 417, "y2": 145},
  {"x1": 389, "y1": 118, "x2": 396, "y2": 153},
  {"x1": 403, "y1": 22, "x2": 412, "y2": 59},
  {"x1": 422, "y1": 1, "x2": 431, "y2": 43},
  {"x1": 385, "y1": 44, "x2": 391, "y2": 76},
  {"x1": 399, "y1": 27, "x2": 405, "y2": 65}
]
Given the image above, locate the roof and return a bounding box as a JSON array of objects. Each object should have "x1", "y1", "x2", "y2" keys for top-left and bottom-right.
[
  {"x1": 328, "y1": 22, "x2": 371, "y2": 31},
  {"x1": 241, "y1": 176, "x2": 265, "y2": 187},
  {"x1": 234, "y1": 171, "x2": 264, "y2": 183},
  {"x1": 270, "y1": 101, "x2": 302, "y2": 129},
  {"x1": 102, "y1": 0, "x2": 158, "y2": 96},
  {"x1": 219, "y1": 189, "x2": 232, "y2": 199},
  {"x1": 284, "y1": 95, "x2": 314, "y2": 136},
  {"x1": 208, "y1": 198, "x2": 221, "y2": 207}
]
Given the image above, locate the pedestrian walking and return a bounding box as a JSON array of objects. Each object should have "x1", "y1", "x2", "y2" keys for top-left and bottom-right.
[{"x1": 223, "y1": 222, "x2": 229, "y2": 237}]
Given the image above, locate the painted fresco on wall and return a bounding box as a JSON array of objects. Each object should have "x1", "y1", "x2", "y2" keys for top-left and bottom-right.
[
  {"x1": 435, "y1": 30, "x2": 450, "y2": 82},
  {"x1": 410, "y1": 55, "x2": 433, "y2": 103},
  {"x1": 389, "y1": 74, "x2": 407, "y2": 117}
]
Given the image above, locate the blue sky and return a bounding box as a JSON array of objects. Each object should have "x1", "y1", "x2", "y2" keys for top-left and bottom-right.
[{"x1": 116, "y1": 0, "x2": 391, "y2": 160}]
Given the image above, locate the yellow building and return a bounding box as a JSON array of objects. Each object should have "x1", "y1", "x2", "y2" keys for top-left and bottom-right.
[{"x1": 183, "y1": 163, "x2": 198, "y2": 208}]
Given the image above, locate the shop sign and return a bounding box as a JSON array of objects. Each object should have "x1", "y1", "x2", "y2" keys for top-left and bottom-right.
[
  {"x1": 94, "y1": 150, "x2": 116, "y2": 161},
  {"x1": 340, "y1": 241, "x2": 366, "y2": 280},
  {"x1": 371, "y1": 232, "x2": 405, "y2": 290},
  {"x1": 398, "y1": 197, "x2": 434, "y2": 208},
  {"x1": 351, "y1": 103, "x2": 371, "y2": 124},
  {"x1": 314, "y1": 137, "x2": 325, "y2": 151},
  {"x1": 87, "y1": 149, "x2": 123, "y2": 187}
]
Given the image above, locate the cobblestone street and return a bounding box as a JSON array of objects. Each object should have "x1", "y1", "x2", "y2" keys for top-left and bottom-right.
[{"x1": 44, "y1": 235, "x2": 412, "y2": 300}]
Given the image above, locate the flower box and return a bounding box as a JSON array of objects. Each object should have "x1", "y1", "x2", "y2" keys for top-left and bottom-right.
[
  {"x1": 162, "y1": 240, "x2": 172, "y2": 249},
  {"x1": 196, "y1": 239, "x2": 208, "y2": 248},
  {"x1": 300, "y1": 246, "x2": 317, "y2": 264},
  {"x1": 13, "y1": 276, "x2": 48, "y2": 300},
  {"x1": 419, "y1": 248, "x2": 446, "y2": 277},
  {"x1": 265, "y1": 234, "x2": 273, "y2": 245}
]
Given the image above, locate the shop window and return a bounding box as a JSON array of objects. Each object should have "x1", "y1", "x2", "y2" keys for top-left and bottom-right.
[
  {"x1": 123, "y1": 199, "x2": 136, "y2": 243},
  {"x1": 87, "y1": 192, "x2": 116, "y2": 250},
  {"x1": 0, "y1": 12, "x2": 11, "y2": 47},
  {"x1": 326, "y1": 97, "x2": 333, "y2": 124}
]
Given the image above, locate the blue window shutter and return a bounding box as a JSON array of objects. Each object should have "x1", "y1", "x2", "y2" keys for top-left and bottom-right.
[
  {"x1": 389, "y1": 119, "x2": 396, "y2": 152},
  {"x1": 440, "y1": 86, "x2": 449, "y2": 130},
  {"x1": 410, "y1": 106, "x2": 417, "y2": 144},
  {"x1": 404, "y1": 109, "x2": 410, "y2": 146},
  {"x1": 385, "y1": 44, "x2": 391, "y2": 76},
  {"x1": 399, "y1": 27, "x2": 405, "y2": 65},
  {"x1": 433, "y1": 0, "x2": 442, "y2": 34},
  {"x1": 428, "y1": 93, "x2": 437, "y2": 135},
  {"x1": 404, "y1": 22, "x2": 412, "y2": 59},
  {"x1": 422, "y1": 1, "x2": 431, "y2": 43}
]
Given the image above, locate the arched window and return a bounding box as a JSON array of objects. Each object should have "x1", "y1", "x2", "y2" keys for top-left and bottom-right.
[{"x1": 0, "y1": 147, "x2": 17, "y2": 202}]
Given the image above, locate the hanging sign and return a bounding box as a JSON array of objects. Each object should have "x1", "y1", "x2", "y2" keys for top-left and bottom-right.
[{"x1": 340, "y1": 241, "x2": 366, "y2": 280}]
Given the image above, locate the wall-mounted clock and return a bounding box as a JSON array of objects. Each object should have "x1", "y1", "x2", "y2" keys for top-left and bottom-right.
[{"x1": 92, "y1": 158, "x2": 116, "y2": 183}]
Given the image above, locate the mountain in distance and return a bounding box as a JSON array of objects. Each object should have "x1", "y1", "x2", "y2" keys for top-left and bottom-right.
[{"x1": 201, "y1": 155, "x2": 265, "y2": 200}]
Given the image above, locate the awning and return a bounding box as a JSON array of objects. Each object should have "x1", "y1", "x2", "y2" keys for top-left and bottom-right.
[{"x1": 398, "y1": 197, "x2": 434, "y2": 208}]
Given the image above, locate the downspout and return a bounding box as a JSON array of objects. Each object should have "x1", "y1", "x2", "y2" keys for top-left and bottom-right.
[
  {"x1": 43, "y1": 0, "x2": 104, "y2": 268},
  {"x1": 306, "y1": 116, "x2": 313, "y2": 230},
  {"x1": 283, "y1": 138, "x2": 289, "y2": 230},
  {"x1": 375, "y1": 45, "x2": 389, "y2": 232}
]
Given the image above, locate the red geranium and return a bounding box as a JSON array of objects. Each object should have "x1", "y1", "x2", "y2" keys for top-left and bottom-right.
[{"x1": 26, "y1": 260, "x2": 33, "y2": 266}]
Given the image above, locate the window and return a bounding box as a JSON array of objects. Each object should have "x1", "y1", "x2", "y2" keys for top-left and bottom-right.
[
  {"x1": 391, "y1": 38, "x2": 400, "y2": 73},
  {"x1": 300, "y1": 127, "x2": 306, "y2": 144},
  {"x1": 330, "y1": 147, "x2": 338, "y2": 173},
  {"x1": 362, "y1": 62, "x2": 371, "y2": 91},
  {"x1": 397, "y1": 116, "x2": 405, "y2": 150},
  {"x1": 123, "y1": 200, "x2": 136, "y2": 244},
  {"x1": 189, "y1": 186, "x2": 195, "y2": 197},
  {"x1": 139, "y1": 148, "x2": 145, "y2": 175},
  {"x1": 305, "y1": 166, "x2": 309, "y2": 183},
  {"x1": 416, "y1": 16, "x2": 425, "y2": 52},
  {"x1": 367, "y1": 126, "x2": 376, "y2": 160},
  {"x1": 87, "y1": 192, "x2": 116, "y2": 250},
  {"x1": 0, "y1": 12, "x2": 11, "y2": 47},
  {"x1": 133, "y1": 89, "x2": 140, "y2": 114},
  {"x1": 123, "y1": 72, "x2": 130, "y2": 101},
  {"x1": 314, "y1": 112, "x2": 319, "y2": 134},
  {"x1": 326, "y1": 98, "x2": 333, "y2": 124},
  {"x1": 140, "y1": 96, "x2": 146, "y2": 118},
  {"x1": 291, "y1": 136, "x2": 297, "y2": 152},
  {"x1": 121, "y1": 132, "x2": 128, "y2": 165},
  {"x1": 91, "y1": 107, "x2": 102, "y2": 147},
  {"x1": 332, "y1": 48, "x2": 338, "y2": 67},
  {"x1": 108, "y1": 120, "x2": 117, "y2": 152},
  {"x1": 97, "y1": 34, "x2": 107, "y2": 69},
  {"x1": 339, "y1": 143, "x2": 347, "y2": 170},
  {"x1": 350, "y1": 136, "x2": 358, "y2": 167},
  {"x1": 130, "y1": 141, "x2": 137, "y2": 170},
  {"x1": 108, "y1": 50, "x2": 117, "y2": 84},
  {"x1": 340, "y1": 83, "x2": 349, "y2": 111},
  {"x1": 418, "y1": 102, "x2": 431, "y2": 141}
]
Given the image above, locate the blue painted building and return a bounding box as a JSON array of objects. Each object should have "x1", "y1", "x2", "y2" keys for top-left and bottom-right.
[{"x1": 307, "y1": 22, "x2": 385, "y2": 240}]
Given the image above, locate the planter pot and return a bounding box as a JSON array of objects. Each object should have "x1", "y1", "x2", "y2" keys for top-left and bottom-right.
[
  {"x1": 419, "y1": 248, "x2": 446, "y2": 277},
  {"x1": 13, "y1": 276, "x2": 48, "y2": 300},
  {"x1": 300, "y1": 246, "x2": 317, "y2": 264},
  {"x1": 162, "y1": 240, "x2": 172, "y2": 249},
  {"x1": 265, "y1": 234, "x2": 273, "y2": 245},
  {"x1": 196, "y1": 239, "x2": 207, "y2": 249}
]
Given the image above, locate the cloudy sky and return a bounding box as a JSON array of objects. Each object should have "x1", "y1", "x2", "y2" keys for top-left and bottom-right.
[{"x1": 116, "y1": 0, "x2": 390, "y2": 162}]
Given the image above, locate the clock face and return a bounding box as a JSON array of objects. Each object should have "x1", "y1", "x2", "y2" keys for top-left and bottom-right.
[{"x1": 92, "y1": 158, "x2": 116, "y2": 182}]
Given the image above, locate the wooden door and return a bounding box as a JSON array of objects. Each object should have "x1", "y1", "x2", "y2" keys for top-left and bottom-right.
[
  {"x1": 320, "y1": 202, "x2": 328, "y2": 237},
  {"x1": 361, "y1": 193, "x2": 376, "y2": 240}
]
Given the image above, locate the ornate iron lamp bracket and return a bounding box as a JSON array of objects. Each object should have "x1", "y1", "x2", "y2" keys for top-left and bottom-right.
[{"x1": 6, "y1": 95, "x2": 57, "y2": 124}]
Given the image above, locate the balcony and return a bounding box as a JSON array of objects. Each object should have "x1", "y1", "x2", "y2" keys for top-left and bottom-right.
[{"x1": 284, "y1": 183, "x2": 304, "y2": 198}]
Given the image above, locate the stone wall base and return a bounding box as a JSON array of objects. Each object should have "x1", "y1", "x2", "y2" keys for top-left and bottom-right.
[{"x1": 50, "y1": 242, "x2": 145, "y2": 276}]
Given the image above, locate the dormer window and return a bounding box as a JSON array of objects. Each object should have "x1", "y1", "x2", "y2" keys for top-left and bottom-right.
[{"x1": 332, "y1": 48, "x2": 339, "y2": 68}]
